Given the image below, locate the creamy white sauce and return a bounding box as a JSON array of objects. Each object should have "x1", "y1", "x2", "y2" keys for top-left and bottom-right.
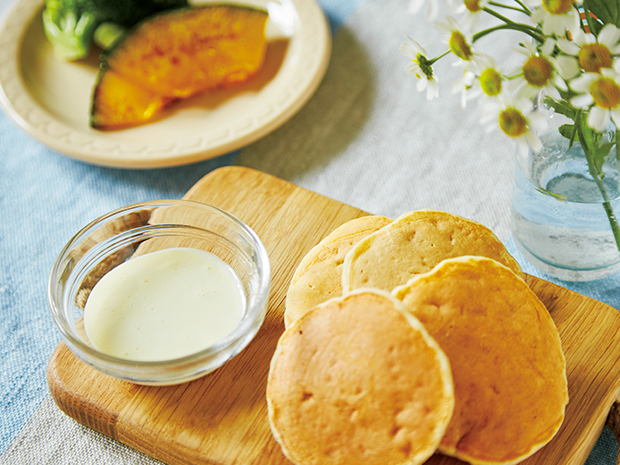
[{"x1": 84, "y1": 247, "x2": 245, "y2": 361}]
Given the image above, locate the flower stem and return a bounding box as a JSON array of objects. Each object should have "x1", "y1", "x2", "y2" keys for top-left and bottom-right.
[
  {"x1": 513, "y1": 0, "x2": 531, "y2": 14},
  {"x1": 575, "y1": 116, "x2": 620, "y2": 253},
  {"x1": 478, "y1": 8, "x2": 545, "y2": 42},
  {"x1": 473, "y1": 23, "x2": 544, "y2": 43},
  {"x1": 487, "y1": 1, "x2": 530, "y2": 14},
  {"x1": 428, "y1": 50, "x2": 451, "y2": 65}
]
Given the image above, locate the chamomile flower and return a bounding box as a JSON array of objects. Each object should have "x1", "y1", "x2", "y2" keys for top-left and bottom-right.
[
  {"x1": 511, "y1": 40, "x2": 567, "y2": 101},
  {"x1": 400, "y1": 36, "x2": 440, "y2": 100},
  {"x1": 570, "y1": 68, "x2": 620, "y2": 132},
  {"x1": 481, "y1": 93, "x2": 549, "y2": 157},
  {"x1": 529, "y1": 0, "x2": 580, "y2": 37},
  {"x1": 470, "y1": 54, "x2": 506, "y2": 102},
  {"x1": 557, "y1": 24, "x2": 620, "y2": 75},
  {"x1": 435, "y1": 16, "x2": 478, "y2": 69},
  {"x1": 455, "y1": 0, "x2": 491, "y2": 32},
  {"x1": 451, "y1": 54, "x2": 505, "y2": 108}
]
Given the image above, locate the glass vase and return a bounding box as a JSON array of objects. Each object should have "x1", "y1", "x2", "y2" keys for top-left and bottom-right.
[{"x1": 510, "y1": 96, "x2": 620, "y2": 282}]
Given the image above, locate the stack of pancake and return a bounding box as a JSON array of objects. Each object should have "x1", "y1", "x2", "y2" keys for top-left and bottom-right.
[{"x1": 267, "y1": 210, "x2": 569, "y2": 465}]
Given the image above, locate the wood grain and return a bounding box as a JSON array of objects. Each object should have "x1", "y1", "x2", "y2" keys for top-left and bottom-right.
[{"x1": 47, "y1": 166, "x2": 620, "y2": 465}]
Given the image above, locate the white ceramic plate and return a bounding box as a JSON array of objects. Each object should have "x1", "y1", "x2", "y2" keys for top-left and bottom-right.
[{"x1": 0, "y1": 0, "x2": 331, "y2": 168}]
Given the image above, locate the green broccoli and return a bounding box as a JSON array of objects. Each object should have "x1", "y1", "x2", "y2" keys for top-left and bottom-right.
[{"x1": 42, "y1": 0, "x2": 188, "y2": 61}]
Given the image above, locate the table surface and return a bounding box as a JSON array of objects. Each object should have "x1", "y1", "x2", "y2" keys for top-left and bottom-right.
[{"x1": 1, "y1": 0, "x2": 619, "y2": 464}]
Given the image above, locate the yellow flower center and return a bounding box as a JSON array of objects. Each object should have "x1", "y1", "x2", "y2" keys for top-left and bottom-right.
[
  {"x1": 523, "y1": 56, "x2": 553, "y2": 87},
  {"x1": 449, "y1": 31, "x2": 473, "y2": 61},
  {"x1": 480, "y1": 68, "x2": 502, "y2": 96},
  {"x1": 578, "y1": 44, "x2": 613, "y2": 73},
  {"x1": 590, "y1": 77, "x2": 620, "y2": 109},
  {"x1": 464, "y1": 0, "x2": 481, "y2": 13},
  {"x1": 542, "y1": 0, "x2": 572, "y2": 15},
  {"x1": 499, "y1": 108, "x2": 527, "y2": 137}
]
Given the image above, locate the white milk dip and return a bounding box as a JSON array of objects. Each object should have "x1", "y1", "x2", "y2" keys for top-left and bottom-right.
[{"x1": 84, "y1": 247, "x2": 245, "y2": 361}]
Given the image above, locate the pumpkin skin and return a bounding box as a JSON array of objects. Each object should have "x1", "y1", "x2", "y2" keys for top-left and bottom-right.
[{"x1": 90, "y1": 4, "x2": 269, "y2": 130}]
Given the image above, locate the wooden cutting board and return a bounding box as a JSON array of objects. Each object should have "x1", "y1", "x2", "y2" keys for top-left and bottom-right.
[{"x1": 47, "y1": 166, "x2": 620, "y2": 465}]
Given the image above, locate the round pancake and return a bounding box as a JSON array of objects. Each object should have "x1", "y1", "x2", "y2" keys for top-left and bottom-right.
[
  {"x1": 268, "y1": 289, "x2": 454, "y2": 465},
  {"x1": 285, "y1": 215, "x2": 392, "y2": 328},
  {"x1": 342, "y1": 210, "x2": 523, "y2": 294},
  {"x1": 392, "y1": 256, "x2": 568, "y2": 465}
]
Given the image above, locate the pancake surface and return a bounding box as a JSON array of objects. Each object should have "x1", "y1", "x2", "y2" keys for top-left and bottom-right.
[
  {"x1": 267, "y1": 289, "x2": 454, "y2": 465},
  {"x1": 285, "y1": 215, "x2": 392, "y2": 328},
  {"x1": 393, "y1": 256, "x2": 568, "y2": 465},
  {"x1": 342, "y1": 210, "x2": 523, "y2": 294}
]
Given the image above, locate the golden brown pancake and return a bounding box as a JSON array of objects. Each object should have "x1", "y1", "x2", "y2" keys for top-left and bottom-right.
[
  {"x1": 267, "y1": 289, "x2": 454, "y2": 465},
  {"x1": 393, "y1": 256, "x2": 568, "y2": 465},
  {"x1": 285, "y1": 215, "x2": 392, "y2": 328},
  {"x1": 342, "y1": 210, "x2": 523, "y2": 294}
]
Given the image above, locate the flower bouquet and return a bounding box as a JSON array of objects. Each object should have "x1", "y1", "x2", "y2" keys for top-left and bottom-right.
[{"x1": 401, "y1": 0, "x2": 620, "y2": 278}]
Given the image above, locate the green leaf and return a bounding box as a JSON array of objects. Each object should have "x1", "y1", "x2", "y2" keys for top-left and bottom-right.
[
  {"x1": 558, "y1": 124, "x2": 575, "y2": 141},
  {"x1": 535, "y1": 187, "x2": 567, "y2": 201},
  {"x1": 585, "y1": 0, "x2": 620, "y2": 27},
  {"x1": 593, "y1": 141, "x2": 615, "y2": 176},
  {"x1": 544, "y1": 97, "x2": 576, "y2": 119}
]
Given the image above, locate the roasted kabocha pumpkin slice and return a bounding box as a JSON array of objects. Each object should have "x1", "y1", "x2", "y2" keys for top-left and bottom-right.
[
  {"x1": 91, "y1": 69, "x2": 179, "y2": 129},
  {"x1": 90, "y1": 4, "x2": 268, "y2": 129}
]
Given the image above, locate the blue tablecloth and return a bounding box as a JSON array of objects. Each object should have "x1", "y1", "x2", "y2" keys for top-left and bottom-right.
[{"x1": 1, "y1": 0, "x2": 618, "y2": 463}]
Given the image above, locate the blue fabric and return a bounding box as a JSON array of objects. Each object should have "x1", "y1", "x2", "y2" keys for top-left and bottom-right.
[{"x1": 0, "y1": 110, "x2": 240, "y2": 450}]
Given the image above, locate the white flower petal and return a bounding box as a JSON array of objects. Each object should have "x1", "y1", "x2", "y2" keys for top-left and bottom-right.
[
  {"x1": 571, "y1": 28, "x2": 588, "y2": 46},
  {"x1": 611, "y1": 109, "x2": 620, "y2": 128},
  {"x1": 427, "y1": 79, "x2": 439, "y2": 99},
  {"x1": 598, "y1": 24, "x2": 620, "y2": 48},
  {"x1": 567, "y1": 8, "x2": 582, "y2": 35},
  {"x1": 400, "y1": 42, "x2": 417, "y2": 58},
  {"x1": 552, "y1": 73, "x2": 568, "y2": 91},
  {"x1": 446, "y1": 16, "x2": 460, "y2": 30},
  {"x1": 433, "y1": 20, "x2": 452, "y2": 34},
  {"x1": 525, "y1": 130, "x2": 543, "y2": 153},
  {"x1": 426, "y1": 0, "x2": 439, "y2": 21},
  {"x1": 571, "y1": 94, "x2": 594, "y2": 109},
  {"x1": 405, "y1": 62, "x2": 422, "y2": 75},
  {"x1": 517, "y1": 138, "x2": 531, "y2": 158},
  {"x1": 588, "y1": 106, "x2": 611, "y2": 132},
  {"x1": 556, "y1": 38, "x2": 580, "y2": 55},
  {"x1": 601, "y1": 67, "x2": 618, "y2": 79},
  {"x1": 545, "y1": 84, "x2": 561, "y2": 101},
  {"x1": 516, "y1": 97, "x2": 535, "y2": 114},
  {"x1": 554, "y1": 55, "x2": 580, "y2": 80},
  {"x1": 570, "y1": 73, "x2": 597, "y2": 93},
  {"x1": 528, "y1": 111, "x2": 549, "y2": 133},
  {"x1": 514, "y1": 82, "x2": 538, "y2": 101},
  {"x1": 416, "y1": 78, "x2": 428, "y2": 92},
  {"x1": 530, "y1": 7, "x2": 544, "y2": 25},
  {"x1": 542, "y1": 14, "x2": 562, "y2": 36},
  {"x1": 541, "y1": 39, "x2": 555, "y2": 56}
]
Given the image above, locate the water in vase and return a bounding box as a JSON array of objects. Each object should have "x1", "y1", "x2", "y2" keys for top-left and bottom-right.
[{"x1": 511, "y1": 131, "x2": 620, "y2": 281}]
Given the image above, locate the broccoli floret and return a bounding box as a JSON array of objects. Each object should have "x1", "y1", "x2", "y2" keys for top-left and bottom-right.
[{"x1": 42, "y1": 0, "x2": 188, "y2": 61}]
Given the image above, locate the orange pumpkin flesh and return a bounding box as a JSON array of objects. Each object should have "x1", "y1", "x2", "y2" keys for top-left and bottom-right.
[
  {"x1": 91, "y1": 69, "x2": 178, "y2": 129},
  {"x1": 90, "y1": 5, "x2": 268, "y2": 130}
]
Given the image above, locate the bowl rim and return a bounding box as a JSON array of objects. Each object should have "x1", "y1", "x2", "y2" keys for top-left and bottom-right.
[{"x1": 47, "y1": 199, "x2": 271, "y2": 381}]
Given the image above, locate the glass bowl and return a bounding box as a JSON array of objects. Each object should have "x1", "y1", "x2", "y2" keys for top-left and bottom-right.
[{"x1": 48, "y1": 200, "x2": 271, "y2": 385}]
